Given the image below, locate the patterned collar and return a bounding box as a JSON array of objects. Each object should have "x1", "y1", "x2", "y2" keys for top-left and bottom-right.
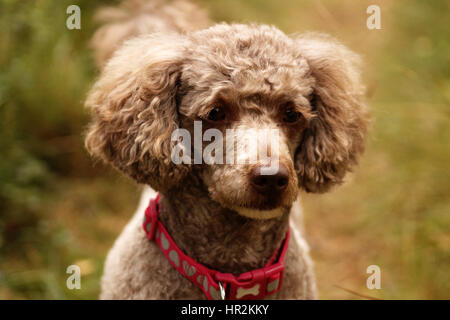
[{"x1": 143, "y1": 194, "x2": 289, "y2": 300}]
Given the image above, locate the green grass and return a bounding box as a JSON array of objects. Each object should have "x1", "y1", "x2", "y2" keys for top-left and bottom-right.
[{"x1": 0, "y1": 0, "x2": 448, "y2": 299}]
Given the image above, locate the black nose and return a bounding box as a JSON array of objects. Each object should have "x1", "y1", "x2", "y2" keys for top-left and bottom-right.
[{"x1": 250, "y1": 165, "x2": 289, "y2": 194}]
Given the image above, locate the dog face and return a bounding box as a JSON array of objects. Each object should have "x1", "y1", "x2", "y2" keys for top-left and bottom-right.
[
  {"x1": 177, "y1": 27, "x2": 316, "y2": 218},
  {"x1": 85, "y1": 24, "x2": 368, "y2": 219},
  {"x1": 178, "y1": 89, "x2": 311, "y2": 219}
]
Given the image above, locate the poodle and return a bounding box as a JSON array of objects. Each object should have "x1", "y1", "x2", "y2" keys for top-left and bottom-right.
[{"x1": 85, "y1": 0, "x2": 368, "y2": 299}]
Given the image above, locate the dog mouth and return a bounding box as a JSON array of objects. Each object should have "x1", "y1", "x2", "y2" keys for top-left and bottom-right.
[
  {"x1": 205, "y1": 173, "x2": 297, "y2": 220},
  {"x1": 227, "y1": 194, "x2": 289, "y2": 219},
  {"x1": 213, "y1": 193, "x2": 289, "y2": 219},
  {"x1": 232, "y1": 205, "x2": 286, "y2": 219},
  {"x1": 217, "y1": 190, "x2": 294, "y2": 220}
]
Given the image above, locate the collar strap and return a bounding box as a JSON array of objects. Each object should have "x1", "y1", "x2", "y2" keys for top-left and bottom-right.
[{"x1": 143, "y1": 194, "x2": 289, "y2": 300}]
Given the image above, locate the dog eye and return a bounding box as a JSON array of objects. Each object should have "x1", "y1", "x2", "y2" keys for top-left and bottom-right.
[
  {"x1": 283, "y1": 108, "x2": 302, "y2": 124},
  {"x1": 206, "y1": 107, "x2": 226, "y2": 122}
]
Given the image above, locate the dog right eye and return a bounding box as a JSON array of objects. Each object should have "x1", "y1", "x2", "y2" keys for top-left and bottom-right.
[{"x1": 206, "y1": 107, "x2": 227, "y2": 122}]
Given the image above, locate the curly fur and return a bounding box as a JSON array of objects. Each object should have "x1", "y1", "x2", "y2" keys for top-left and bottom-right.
[
  {"x1": 85, "y1": 0, "x2": 368, "y2": 300},
  {"x1": 90, "y1": 0, "x2": 210, "y2": 67}
]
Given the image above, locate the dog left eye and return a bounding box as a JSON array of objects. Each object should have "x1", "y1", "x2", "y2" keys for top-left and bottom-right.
[
  {"x1": 283, "y1": 108, "x2": 302, "y2": 123},
  {"x1": 206, "y1": 107, "x2": 226, "y2": 122}
]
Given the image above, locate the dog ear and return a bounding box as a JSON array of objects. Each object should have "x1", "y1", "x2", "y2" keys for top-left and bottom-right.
[
  {"x1": 294, "y1": 34, "x2": 369, "y2": 193},
  {"x1": 85, "y1": 34, "x2": 190, "y2": 191}
]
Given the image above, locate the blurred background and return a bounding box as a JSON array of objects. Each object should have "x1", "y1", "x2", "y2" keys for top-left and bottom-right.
[{"x1": 0, "y1": 0, "x2": 448, "y2": 299}]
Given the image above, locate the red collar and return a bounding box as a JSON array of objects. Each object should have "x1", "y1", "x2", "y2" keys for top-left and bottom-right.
[{"x1": 143, "y1": 194, "x2": 289, "y2": 300}]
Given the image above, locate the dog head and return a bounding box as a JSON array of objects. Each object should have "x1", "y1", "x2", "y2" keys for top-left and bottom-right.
[{"x1": 85, "y1": 24, "x2": 368, "y2": 219}]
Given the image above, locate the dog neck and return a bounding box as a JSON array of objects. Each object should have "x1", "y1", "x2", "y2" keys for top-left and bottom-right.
[{"x1": 157, "y1": 178, "x2": 290, "y2": 275}]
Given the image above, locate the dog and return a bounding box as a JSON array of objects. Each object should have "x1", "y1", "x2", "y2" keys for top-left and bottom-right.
[{"x1": 85, "y1": 0, "x2": 368, "y2": 299}]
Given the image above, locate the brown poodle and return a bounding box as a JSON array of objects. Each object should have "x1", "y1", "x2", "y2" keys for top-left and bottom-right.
[{"x1": 85, "y1": 0, "x2": 368, "y2": 299}]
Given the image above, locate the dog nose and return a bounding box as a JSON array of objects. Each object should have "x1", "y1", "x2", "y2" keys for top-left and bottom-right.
[{"x1": 250, "y1": 165, "x2": 289, "y2": 194}]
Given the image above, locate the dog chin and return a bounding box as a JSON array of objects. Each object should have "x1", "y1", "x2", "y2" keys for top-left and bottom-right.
[{"x1": 233, "y1": 206, "x2": 285, "y2": 220}]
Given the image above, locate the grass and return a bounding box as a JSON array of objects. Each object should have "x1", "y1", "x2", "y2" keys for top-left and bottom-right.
[{"x1": 0, "y1": 0, "x2": 448, "y2": 299}]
